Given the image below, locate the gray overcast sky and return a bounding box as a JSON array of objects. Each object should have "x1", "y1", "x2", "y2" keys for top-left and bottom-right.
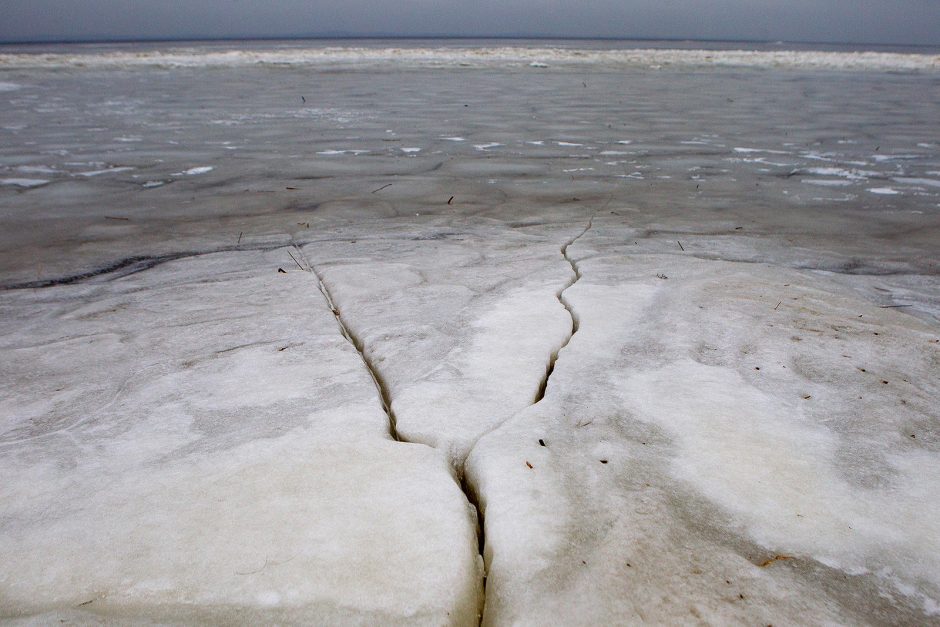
[{"x1": 1, "y1": 0, "x2": 938, "y2": 46}]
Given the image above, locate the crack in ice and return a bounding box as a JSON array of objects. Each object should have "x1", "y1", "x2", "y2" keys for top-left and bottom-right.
[
  {"x1": 457, "y1": 218, "x2": 597, "y2": 464},
  {"x1": 0, "y1": 243, "x2": 288, "y2": 291},
  {"x1": 291, "y1": 245, "x2": 401, "y2": 440},
  {"x1": 293, "y1": 219, "x2": 593, "y2": 626},
  {"x1": 293, "y1": 243, "x2": 487, "y2": 623},
  {"x1": 534, "y1": 218, "x2": 593, "y2": 403},
  {"x1": 461, "y1": 218, "x2": 594, "y2": 625}
]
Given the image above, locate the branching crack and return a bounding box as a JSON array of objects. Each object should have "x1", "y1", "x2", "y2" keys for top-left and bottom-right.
[
  {"x1": 294, "y1": 241, "x2": 485, "y2": 621},
  {"x1": 293, "y1": 217, "x2": 592, "y2": 626}
]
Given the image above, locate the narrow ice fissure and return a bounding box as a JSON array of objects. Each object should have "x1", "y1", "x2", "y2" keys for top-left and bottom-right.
[
  {"x1": 459, "y1": 217, "x2": 597, "y2": 462},
  {"x1": 533, "y1": 218, "x2": 593, "y2": 404},
  {"x1": 291, "y1": 245, "x2": 400, "y2": 440}
]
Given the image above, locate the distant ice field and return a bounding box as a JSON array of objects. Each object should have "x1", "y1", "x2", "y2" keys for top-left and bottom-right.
[{"x1": 0, "y1": 42, "x2": 938, "y2": 71}]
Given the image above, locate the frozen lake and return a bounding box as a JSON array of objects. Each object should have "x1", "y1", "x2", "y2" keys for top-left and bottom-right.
[{"x1": 1, "y1": 42, "x2": 939, "y2": 624}]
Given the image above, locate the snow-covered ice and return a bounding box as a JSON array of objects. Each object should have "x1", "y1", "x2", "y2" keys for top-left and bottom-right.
[
  {"x1": 76, "y1": 166, "x2": 135, "y2": 177},
  {"x1": 895, "y1": 177, "x2": 940, "y2": 188},
  {"x1": 0, "y1": 249, "x2": 482, "y2": 623},
  {"x1": 467, "y1": 231, "x2": 940, "y2": 623},
  {"x1": 172, "y1": 166, "x2": 214, "y2": 176},
  {"x1": 1, "y1": 40, "x2": 939, "y2": 624},
  {"x1": 0, "y1": 178, "x2": 49, "y2": 188}
]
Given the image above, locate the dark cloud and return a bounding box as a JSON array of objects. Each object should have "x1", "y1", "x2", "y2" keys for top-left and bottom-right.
[{"x1": 1, "y1": 0, "x2": 938, "y2": 45}]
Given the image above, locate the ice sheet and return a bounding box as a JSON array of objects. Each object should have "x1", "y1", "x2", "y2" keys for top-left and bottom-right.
[
  {"x1": 467, "y1": 228, "x2": 940, "y2": 623},
  {"x1": 1, "y1": 50, "x2": 939, "y2": 624},
  {"x1": 0, "y1": 249, "x2": 482, "y2": 624}
]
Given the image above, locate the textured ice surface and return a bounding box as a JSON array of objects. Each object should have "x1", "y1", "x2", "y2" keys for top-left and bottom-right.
[
  {"x1": 302, "y1": 219, "x2": 574, "y2": 467},
  {"x1": 1, "y1": 44, "x2": 939, "y2": 624},
  {"x1": 466, "y1": 228, "x2": 940, "y2": 623},
  {"x1": 0, "y1": 249, "x2": 482, "y2": 623}
]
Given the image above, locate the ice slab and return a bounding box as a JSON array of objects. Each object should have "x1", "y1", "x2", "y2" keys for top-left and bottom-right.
[
  {"x1": 0, "y1": 178, "x2": 48, "y2": 188},
  {"x1": 467, "y1": 222, "x2": 940, "y2": 623},
  {"x1": 0, "y1": 248, "x2": 482, "y2": 624}
]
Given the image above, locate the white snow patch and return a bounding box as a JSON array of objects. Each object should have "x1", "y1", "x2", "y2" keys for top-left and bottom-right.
[
  {"x1": 76, "y1": 166, "x2": 135, "y2": 177},
  {"x1": 893, "y1": 177, "x2": 940, "y2": 188},
  {"x1": 797, "y1": 167, "x2": 878, "y2": 181},
  {"x1": 556, "y1": 141, "x2": 583, "y2": 147},
  {"x1": 738, "y1": 157, "x2": 794, "y2": 167},
  {"x1": 734, "y1": 147, "x2": 789, "y2": 155},
  {"x1": 0, "y1": 178, "x2": 49, "y2": 188},
  {"x1": 623, "y1": 359, "x2": 940, "y2": 605},
  {"x1": 869, "y1": 187, "x2": 900, "y2": 195},
  {"x1": 169, "y1": 166, "x2": 214, "y2": 176},
  {"x1": 474, "y1": 143, "x2": 502, "y2": 151},
  {"x1": 801, "y1": 151, "x2": 837, "y2": 162},
  {"x1": 142, "y1": 181, "x2": 166, "y2": 188},
  {"x1": 441, "y1": 136, "x2": 465, "y2": 142},
  {"x1": 316, "y1": 149, "x2": 369, "y2": 156},
  {"x1": 872, "y1": 154, "x2": 920, "y2": 162},
  {"x1": 15, "y1": 165, "x2": 58, "y2": 174},
  {"x1": 801, "y1": 179, "x2": 853, "y2": 187},
  {"x1": 401, "y1": 147, "x2": 421, "y2": 154}
]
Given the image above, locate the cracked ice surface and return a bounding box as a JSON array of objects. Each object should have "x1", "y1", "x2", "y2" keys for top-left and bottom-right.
[
  {"x1": 2, "y1": 46, "x2": 940, "y2": 624},
  {"x1": 0, "y1": 248, "x2": 482, "y2": 624},
  {"x1": 466, "y1": 220, "x2": 940, "y2": 624},
  {"x1": 302, "y1": 219, "x2": 575, "y2": 468}
]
